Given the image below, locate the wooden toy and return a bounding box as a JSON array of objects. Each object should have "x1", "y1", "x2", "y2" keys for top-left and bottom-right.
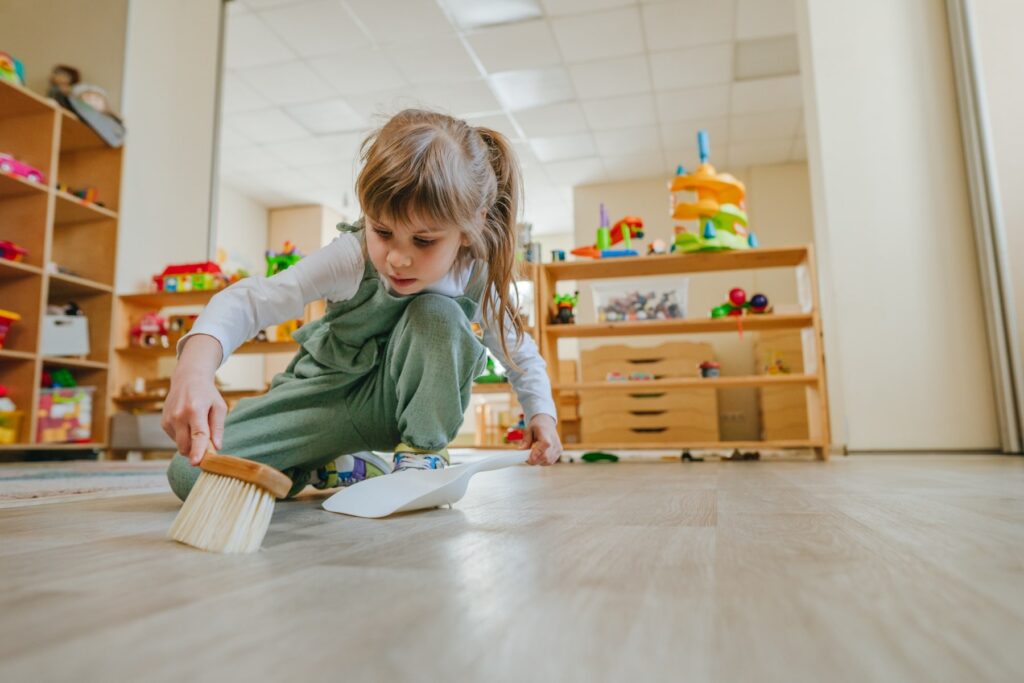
[{"x1": 669, "y1": 130, "x2": 759, "y2": 252}]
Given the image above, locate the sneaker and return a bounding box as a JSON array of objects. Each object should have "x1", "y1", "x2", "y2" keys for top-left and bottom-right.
[
  {"x1": 310, "y1": 452, "x2": 389, "y2": 490},
  {"x1": 392, "y1": 445, "x2": 449, "y2": 473}
]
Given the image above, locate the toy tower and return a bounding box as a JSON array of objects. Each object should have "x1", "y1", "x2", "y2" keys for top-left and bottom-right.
[{"x1": 669, "y1": 130, "x2": 759, "y2": 252}]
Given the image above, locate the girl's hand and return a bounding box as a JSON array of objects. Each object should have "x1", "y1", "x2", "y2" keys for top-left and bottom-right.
[
  {"x1": 161, "y1": 335, "x2": 226, "y2": 466},
  {"x1": 522, "y1": 414, "x2": 562, "y2": 466}
]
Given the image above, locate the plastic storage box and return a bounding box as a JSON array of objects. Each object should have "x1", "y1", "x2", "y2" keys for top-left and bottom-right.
[
  {"x1": 37, "y1": 386, "x2": 95, "y2": 443},
  {"x1": 41, "y1": 314, "x2": 90, "y2": 356},
  {"x1": 592, "y1": 277, "x2": 688, "y2": 322}
]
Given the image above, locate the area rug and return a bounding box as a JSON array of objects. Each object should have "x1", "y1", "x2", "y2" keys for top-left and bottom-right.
[{"x1": 0, "y1": 461, "x2": 172, "y2": 508}]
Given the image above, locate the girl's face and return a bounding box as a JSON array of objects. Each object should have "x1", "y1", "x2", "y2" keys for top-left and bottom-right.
[{"x1": 365, "y1": 215, "x2": 469, "y2": 295}]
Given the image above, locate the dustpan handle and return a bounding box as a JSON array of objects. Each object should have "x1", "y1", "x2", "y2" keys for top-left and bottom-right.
[{"x1": 464, "y1": 451, "x2": 529, "y2": 475}]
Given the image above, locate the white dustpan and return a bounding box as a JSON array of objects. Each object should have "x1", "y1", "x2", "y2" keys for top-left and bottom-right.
[{"x1": 322, "y1": 451, "x2": 528, "y2": 518}]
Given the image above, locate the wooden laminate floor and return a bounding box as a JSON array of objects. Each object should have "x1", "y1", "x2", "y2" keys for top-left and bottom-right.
[{"x1": 1, "y1": 454, "x2": 1023, "y2": 683}]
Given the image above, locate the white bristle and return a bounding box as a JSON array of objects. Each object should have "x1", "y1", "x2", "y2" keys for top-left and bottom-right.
[{"x1": 168, "y1": 471, "x2": 277, "y2": 554}]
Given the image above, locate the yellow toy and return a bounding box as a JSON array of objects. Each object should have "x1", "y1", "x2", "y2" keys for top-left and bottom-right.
[{"x1": 669, "y1": 130, "x2": 759, "y2": 252}]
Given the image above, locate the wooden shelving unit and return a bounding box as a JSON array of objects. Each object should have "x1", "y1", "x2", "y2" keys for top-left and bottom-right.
[
  {"x1": 537, "y1": 246, "x2": 831, "y2": 459},
  {"x1": 0, "y1": 79, "x2": 122, "y2": 455}
]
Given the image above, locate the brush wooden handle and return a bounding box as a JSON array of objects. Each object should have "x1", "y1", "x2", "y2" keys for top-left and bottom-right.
[{"x1": 200, "y1": 453, "x2": 293, "y2": 499}]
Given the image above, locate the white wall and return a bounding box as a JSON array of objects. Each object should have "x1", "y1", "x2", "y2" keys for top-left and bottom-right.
[
  {"x1": 572, "y1": 163, "x2": 815, "y2": 440},
  {"x1": 116, "y1": 0, "x2": 221, "y2": 293},
  {"x1": 797, "y1": 0, "x2": 998, "y2": 450}
]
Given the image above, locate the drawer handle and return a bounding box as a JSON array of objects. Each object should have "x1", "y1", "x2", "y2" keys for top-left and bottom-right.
[
  {"x1": 629, "y1": 410, "x2": 666, "y2": 416},
  {"x1": 628, "y1": 392, "x2": 666, "y2": 399},
  {"x1": 631, "y1": 427, "x2": 668, "y2": 434},
  {"x1": 627, "y1": 358, "x2": 665, "y2": 365}
]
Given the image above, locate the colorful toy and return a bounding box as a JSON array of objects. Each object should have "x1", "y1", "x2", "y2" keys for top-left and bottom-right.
[
  {"x1": 0, "y1": 309, "x2": 21, "y2": 349},
  {"x1": 597, "y1": 288, "x2": 683, "y2": 322},
  {"x1": 581, "y1": 451, "x2": 619, "y2": 463},
  {"x1": 551, "y1": 291, "x2": 579, "y2": 325},
  {"x1": 647, "y1": 239, "x2": 668, "y2": 255},
  {"x1": 710, "y1": 288, "x2": 771, "y2": 318},
  {"x1": 571, "y1": 206, "x2": 644, "y2": 259},
  {"x1": 152, "y1": 261, "x2": 226, "y2": 293},
  {"x1": 551, "y1": 250, "x2": 566, "y2": 262},
  {"x1": 167, "y1": 314, "x2": 198, "y2": 345},
  {"x1": 41, "y1": 368, "x2": 77, "y2": 388},
  {"x1": 0, "y1": 51, "x2": 26, "y2": 85},
  {"x1": 669, "y1": 130, "x2": 758, "y2": 253},
  {"x1": 266, "y1": 241, "x2": 303, "y2": 276},
  {"x1": 474, "y1": 354, "x2": 507, "y2": 384},
  {"x1": 130, "y1": 312, "x2": 170, "y2": 348},
  {"x1": 37, "y1": 386, "x2": 94, "y2": 443},
  {"x1": 268, "y1": 319, "x2": 301, "y2": 342},
  {"x1": 0, "y1": 384, "x2": 22, "y2": 445},
  {"x1": 0, "y1": 240, "x2": 27, "y2": 262},
  {"x1": 56, "y1": 182, "x2": 104, "y2": 207},
  {"x1": 607, "y1": 371, "x2": 654, "y2": 382},
  {"x1": 0, "y1": 153, "x2": 45, "y2": 184},
  {"x1": 699, "y1": 361, "x2": 721, "y2": 378},
  {"x1": 504, "y1": 413, "x2": 526, "y2": 444}
]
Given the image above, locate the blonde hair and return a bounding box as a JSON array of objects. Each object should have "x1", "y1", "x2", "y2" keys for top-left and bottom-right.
[{"x1": 356, "y1": 109, "x2": 524, "y2": 360}]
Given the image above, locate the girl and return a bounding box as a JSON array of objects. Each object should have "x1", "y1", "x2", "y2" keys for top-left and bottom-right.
[{"x1": 163, "y1": 109, "x2": 561, "y2": 501}]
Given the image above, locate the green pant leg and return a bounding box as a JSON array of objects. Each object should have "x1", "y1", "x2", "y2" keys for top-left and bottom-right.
[
  {"x1": 166, "y1": 360, "x2": 371, "y2": 502},
  {"x1": 362, "y1": 293, "x2": 487, "y2": 452}
]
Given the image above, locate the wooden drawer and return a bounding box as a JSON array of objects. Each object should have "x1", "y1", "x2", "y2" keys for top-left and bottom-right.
[
  {"x1": 580, "y1": 388, "x2": 713, "y2": 417},
  {"x1": 759, "y1": 386, "x2": 809, "y2": 440},
  {"x1": 581, "y1": 390, "x2": 718, "y2": 443},
  {"x1": 581, "y1": 341, "x2": 712, "y2": 381}
]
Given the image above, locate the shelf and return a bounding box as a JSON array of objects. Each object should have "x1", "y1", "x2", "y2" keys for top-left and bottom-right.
[
  {"x1": 58, "y1": 109, "x2": 107, "y2": 152},
  {"x1": 0, "y1": 442, "x2": 106, "y2": 452},
  {"x1": 47, "y1": 271, "x2": 113, "y2": 298},
  {"x1": 0, "y1": 78, "x2": 55, "y2": 116},
  {"x1": 472, "y1": 383, "x2": 513, "y2": 394},
  {"x1": 0, "y1": 258, "x2": 43, "y2": 280},
  {"x1": 119, "y1": 289, "x2": 221, "y2": 309},
  {"x1": 555, "y1": 374, "x2": 818, "y2": 393},
  {"x1": 563, "y1": 440, "x2": 823, "y2": 451},
  {"x1": 112, "y1": 388, "x2": 266, "y2": 406},
  {"x1": 545, "y1": 313, "x2": 814, "y2": 338},
  {"x1": 41, "y1": 356, "x2": 109, "y2": 370},
  {"x1": 543, "y1": 247, "x2": 810, "y2": 281},
  {"x1": 0, "y1": 170, "x2": 48, "y2": 199},
  {"x1": 115, "y1": 340, "x2": 298, "y2": 358},
  {"x1": 54, "y1": 189, "x2": 118, "y2": 224},
  {"x1": 0, "y1": 349, "x2": 35, "y2": 361}
]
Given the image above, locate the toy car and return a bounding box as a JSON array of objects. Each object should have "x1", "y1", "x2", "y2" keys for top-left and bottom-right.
[
  {"x1": 0, "y1": 153, "x2": 45, "y2": 183},
  {"x1": 0, "y1": 240, "x2": 28, "y2": 262}
]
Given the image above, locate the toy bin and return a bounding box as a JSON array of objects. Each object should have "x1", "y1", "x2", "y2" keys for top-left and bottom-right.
[
  {"x1": 0, "y1": 410, "x2": 24, "y2": 444},
  {"x1": 41, "y1": 314, "x2": 90, "y2": 356},
  {"x1": 592, "y1": 277, "x2": 688, "y2": 323},
  {"x1": 37, "y1": 386, "x2": 95, "y2": 443},
  {"x1": 0, "y1": 309, "x2": 21, "y2": 349}
]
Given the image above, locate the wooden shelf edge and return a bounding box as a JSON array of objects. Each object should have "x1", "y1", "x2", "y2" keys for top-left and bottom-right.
[
  {"x1": 41, "y1": 356, "x2": 109, "y2": 370},
  {"x1": 560, "y1": 440, "x2": 825, "y2": 451},
  {"x1": 556, "y1": 374, "x2": 818, "y2": 392},
  {"x1": 0, "y1": 442, "x2": 107, "y2": 451},
  {"x1": 545, "y1": 313, "x2": 814, "y2": 338},
  {"x1": 47, "y1": 271, "x2": 114, "y2": 294},
  {"x1": 543, "y1": 246, "x2": 811, "y2": 280},
  {"x1": 472, "y1": 383, "x2": 513, "y2": 394},
  {"x1": 0, "y1": 258, "x2": 44, "y2": 277},
  {"x1": 54, "y1": 189, "x2": 119, "y2": 220},
  {"x1": 0, "y1": 349, "x2": 36, "y2": 361},
  {"x1": 118, "y1": 290, "x2": 220, "y2": 308},
  {"x1": 115, "y1": 341, "x2": 297, "y2": 357}
]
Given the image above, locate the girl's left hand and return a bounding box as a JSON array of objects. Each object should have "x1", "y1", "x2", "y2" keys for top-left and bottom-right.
[{"x1": 522, "y1": 414, "x2": 562, "y2": 466}]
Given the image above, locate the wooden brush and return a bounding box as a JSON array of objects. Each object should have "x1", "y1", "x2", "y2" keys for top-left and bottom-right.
[{"x1": 168, "y1": 452, "x2": 292, "y2": 554}]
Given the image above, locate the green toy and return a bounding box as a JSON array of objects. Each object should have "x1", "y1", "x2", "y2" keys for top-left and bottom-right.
[
  {"x1": 474, "y1": 354, "x2": 506, "y2": 384},
  {"x1": 266, "y1": 241, "x2": 303, "y2": 276},
  {"x1": 581, "y1": 451, "x2": 619, "y2": 463},
  {"x1": 552, "y1": 292, "x2": 579, "y2": 324}
]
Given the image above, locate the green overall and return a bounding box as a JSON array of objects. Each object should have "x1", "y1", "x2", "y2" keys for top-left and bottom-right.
[{"x1": 166, "y1": 228, "x2": 488, "y2": 501}]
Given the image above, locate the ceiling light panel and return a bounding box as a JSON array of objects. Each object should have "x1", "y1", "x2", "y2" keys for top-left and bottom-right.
[
  {"x1": 441, "y1": 0, "x2": 543, "y2": 29},
  {"x1": 489, "y1": 67, "x2": 576, "y2": 110}
]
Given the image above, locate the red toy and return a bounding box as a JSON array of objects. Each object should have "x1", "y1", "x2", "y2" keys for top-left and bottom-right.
[
  {"x1": 0, "y1": 240, "x2": 28, "y2": 262},
  {"x1": 152, "y1": 261, "x2": 226, "y2": 293},
  {"x1": 0, "y1": 153, "x2": 45, "y2": 184},
  {"x1": 0, "y1": 309, "x2": 21, "y2": 349},
  {"x1": 504, "y1": 413, "x2": 526, "y2": 444},
  {"x1": 130, "y1": 312, "x2": 170, "y2": 348}
]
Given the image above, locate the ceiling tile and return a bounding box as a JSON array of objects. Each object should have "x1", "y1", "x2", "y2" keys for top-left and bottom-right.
[
  {"x1": 655, "y1": 84, "x2": 731, "y2": 122},
  {"x1": 530, "y1": 132, "x2": 596, "y2": 162},
  {"x1": 515, "y1": 102, "x2": 589, "y2": 137},
  {"x1": 308, "y1": 50, "x2": 408, "y2": 96},
  {"x1": 569, "y1": 55, "x2": 651, "y2": 99},
  {"x1": 543, "y1": 157, "x2": 607, "y2": 185},
  {"x1": 551, "y1": 7, "x2": 645, "y2": 63},
  {"x1": 346, "y1": 88, "x2": 426, "y2": 122},
  {"x1": 466, "y1": 20, "x2": 562, "y2": 73},
  {"x1": 731, "y1": 75, "x2": 802, "y2": 114},
  {"x1": 728, "y1": 139, "x2": 792, "y2": 166},
  {"x1": 736, "y1": 0, "x2": 797, "y2": 40},
  {"x1": 642, "y1": 0, "x2": 735, "y2": 51},
  {"x1": 602, "y1": 152, "x2": 668, "y2": 182},
  {"x1": 293, "y1": 161, "x2": 359, "y2": 189},
  {"x1": 222, "y1": 72, "x2": 271, "y2": 114},
  {"x1": 224, "y1": 14, "x2": 295, "y2": 69},
  {"x1": 236, "y1": 60, "x2": 335, "y2": 106},
  {"x1": 263, "y1": 131, "x2": 366, "y2": 165},
  {"x1": 240, "y1": 0, "x2": 307, "y2": 9},
  {"x1": 594, "y1": 126, "x2": 661, "y2": 156},
  {"x1": 489, "y1": 67, "x2": 575, "y2": 111},
  {"x1": 220, "y1": 145, "x2": 286, "y2": 174},
  {"x1": 734, "y1": 35, "x2": 800, "y2": 80},
  {"x1": 413, "y1": 80, "x2": 501, "y2": 117},
  {"x1": 660, "y1": 117, "x2": 729, "y2": 163},
  {"x1": 345, "y1": 0, "x2": 454, "y2": 45},
  {"x1": 541, "y1": 0, "x2": 637, "y2": 16},
  {"x1": 465, "y1": 113, "x2": 522, "y2": 141},
  {"x1": 730, "y1": 109, "x2": 799, "y2": 143},
  {"x1": 442, "y1": 0, "x2": 543, "y2": 29},
  {"x1": 649, "y1": 43, "x2": 732, "y2": 90},
  {"x1": 228, "y1": 108, "x2": 311, "y2": 143},
  {"x1": 259, "y1": 0, "x2": 369, "y2": 58},
  {"x1": 285, "y1": 98, "x2": 368, "y2": 134},
  {"x1": 582, "y1": 92, "x2": 657, "y2": 130},
  {"x1": 389, "y1": 35, "x2": 481, "y2": 84},
  {"x1": 514, "y1": 141, "x2": 545, "y2": 168}
]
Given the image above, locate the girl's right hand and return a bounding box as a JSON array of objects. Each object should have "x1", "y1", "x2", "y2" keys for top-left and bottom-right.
[{"x1": 161, "y1": 334, "x2": 226, "y2": 466}]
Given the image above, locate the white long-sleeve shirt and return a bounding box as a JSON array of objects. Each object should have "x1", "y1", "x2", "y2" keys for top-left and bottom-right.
[{"x1": 178, "y1": 231, "x2": 557, "y2": 422}]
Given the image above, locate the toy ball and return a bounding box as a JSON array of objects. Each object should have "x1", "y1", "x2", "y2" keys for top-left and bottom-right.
[
  {"x1": 727, "y1": 307, "x2": 743, "y2": 316},
  {"x1": 750, "y1": 293, "x2": 769, "y2": 311},
  {"x1": 728, "y1": 288, "x2": 747, "y2": 306}
]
